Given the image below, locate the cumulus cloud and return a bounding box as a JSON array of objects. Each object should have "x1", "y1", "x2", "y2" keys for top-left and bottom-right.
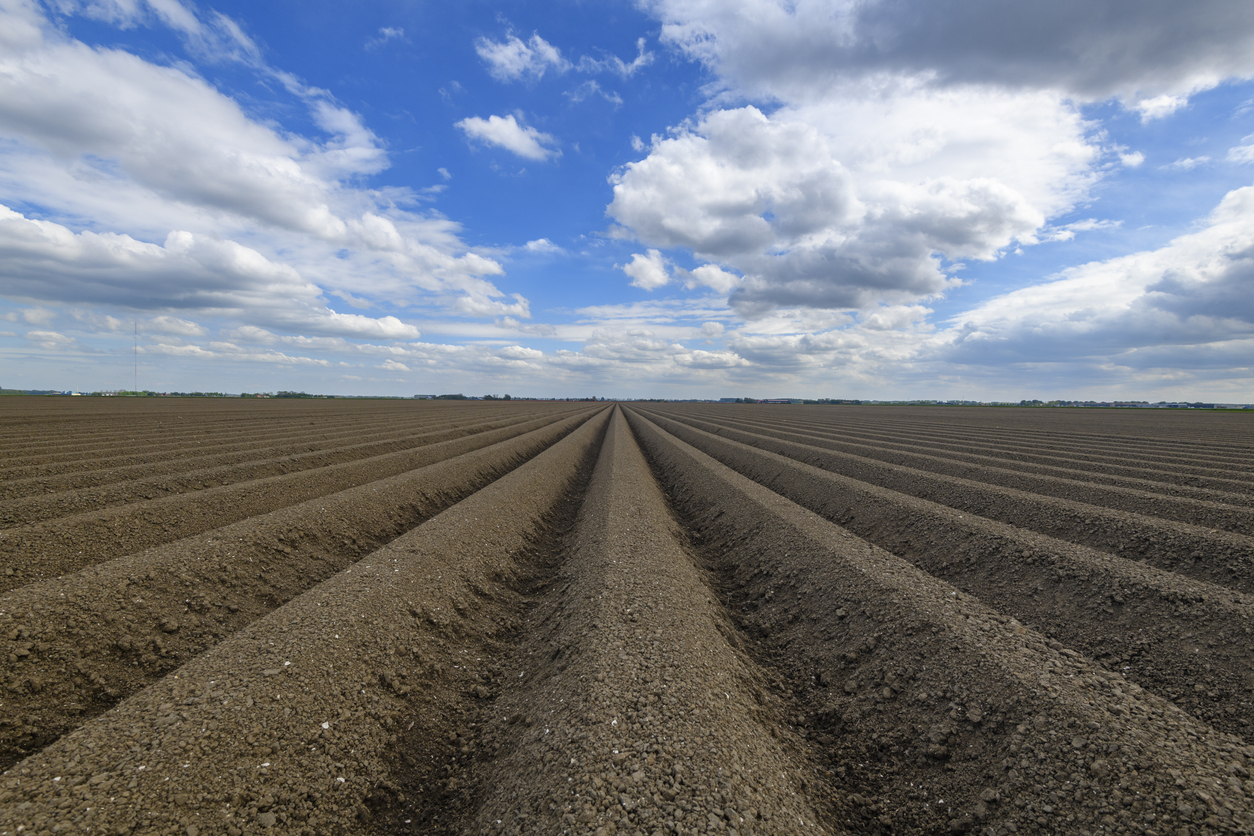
[
  {"x1": 24, "y1": 329, "x2": 77, "y2": 350},
  {"x1": 475, "y1": 32, "x2": 569, "y2": 81},
  {"x1": 621, "y1": 250, "x2": 673, "y2": 290},
  {"x1": 524, "y1": 238, "x2": 563, "y2": 254},
  {"x1": 1, "y1": 305, "x2": 55, "y2": 325},
  {"x1": 0, "y1": 205, "x2": 421, "y2": 340},
  {"x1": 0, "y1": 1, "x2": 519, "y2": 337},
  {"x1": 940, "y1": 184, "x2": 1254, "y2": 367},
  {"x1": 148, "y1": 315, "x2": 206, "y2": 336},
  {"x1": 0, "y1": 31, "x2": 362, "y2": 237},
  {"x1": 456, "y1": 114, "x2": 561, "y2": 161},
  {"x1": 608, "y1": 0, "x2": 1254, "y2": 339},
  {"x1": 644, "y1": 0, "x2": 1254, "y2": 108},
  {"x1": 687, "y1": 264, "x2": 740, "y2": 294},
  {"x1": 451, "y1": 291, "x2": 531, "y2": 318},
  {"x1": 610, "y1": 100, "x2": 1090, "y2": 314}
]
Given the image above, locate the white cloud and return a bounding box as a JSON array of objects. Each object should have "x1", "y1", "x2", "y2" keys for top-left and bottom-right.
[
  {"x1": 151, "y1": 340, "x2": 333, "y2": 366},
  {"x1": 644, "y1": 0, "x2": 1254, "y2": 109},
  {"x1": 940, "y1": 184, "x2": 1254, "y2": 368},
  {"x1": 1228, "y1": 136, "x2": 1254, "y2": 164},
  {"x1": 1119, "y1": 151, "x2": 1146, "y2": 167},
  {"x1": 148, "y1": 315, "x2": 206, "y2": 336},
  {"x1": 524, "y1": 238, "x2": 563, "y2": 254},
  {"x1": 63, "y1": 0, "x2": 262, "y2": 64},
  {"x1": 621, "y1": 249, "x2": 673, "y2": 290},
  {"x1": 577, "y1": 38, "x2": 654, "y2": 78},
  {"x1": 380, "y1": 359, "x2": 410, "y2": 372},
  {"x1": 1039, "y1": 218, "x2": 1122, "y2": 242},
  {"x1": 498, "y1": 344, "x2": 544, "y2": 362},
  {"x1": 610, "y1": 97, "x2": 1092, "y2": 314},
  {"x1": 698, "y1": 321, "x2": 724, "y2": 339},
  {"x1": 0, "y1": 2, "x2": 521, "y2": 335},
  {"x1": 456, "y1": 114, "x2": 561, "y2": 161},
  {"x1": 24, "y1": 329, "x2": 76, "y2": 350},
  {"x1": 475, "y1": 32, "x2": 570, "y2": 82},
  {"x1": 1, "y1": 305, "x2": 55, "y2": 325},
  {"x1": 1160, "y1": 156, "x2": 1210, "y2": 172},
  {"x1": 451, "y1": 291, "x2": 531, "y2": 318},
  {"x1": 565, "y1": 80, "x2": 623, "y2": 107},
  {"x1": 687, "y1": 264, "x2": 740, "y2": 294},
  {"x1": 0, "y1": 30, "x2": 360, "y2": 237},
  {"x1": 0, "y1": 205, "x2": 421, "y2": 340},
  {"x1": 495, "y1": 316, "x2": 557, "y2": 337},
  {"x1": 1134, "y1": 94, "x2": 1188, "y2": 122},
  {"x1": 366, "y1": 27, "x2": 405, "y2": 50}
]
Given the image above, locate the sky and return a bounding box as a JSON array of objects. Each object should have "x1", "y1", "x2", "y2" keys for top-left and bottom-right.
[{"x1": 1, "y1": 0, "x2": 1253, "y2": 401}]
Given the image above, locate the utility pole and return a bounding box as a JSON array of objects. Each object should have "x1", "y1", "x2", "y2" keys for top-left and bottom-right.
[{"x1": 134, "y1": 321, "x2": 138, "y2": 393}]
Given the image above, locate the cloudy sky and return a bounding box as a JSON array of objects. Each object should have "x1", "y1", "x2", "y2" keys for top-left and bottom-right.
[{"x1": 2, "y1": 0, "x2": 1253, "y2": 400}]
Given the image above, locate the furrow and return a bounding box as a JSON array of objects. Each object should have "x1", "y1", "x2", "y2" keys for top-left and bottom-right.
[
  {"x1": 0, "y1": 410, "x2": 580, "y2": 592},
  {"x1": 816, "y1": 412, "x2": 1254, "y2": 467},
  {"x1": 0, "y1": 410, "x2": 572, "y2": 526},
  {"x1": 651, "y1": 409, "x2": 1254, "y2": 533},
  {"x1": 0, "y1": 409, "x2": 389, "y2": 462},
  {"x1": 0, "y1": 408, "x2": 599, "y2": 768},
  {"x1": 628, "y1": 410, "x2": 1254, "y2": 738},
  {"x1": 0, "y1": 408, "x2": 612, "y2": 836},
  {"x1": 442, "y1": 408, "x2": 837, "y2": 835},
  {"x1": 683, "y1": 406, "x2": 1254, "y2": 476},
  {"x1": 0, "y1": 411, "x2": 486, "y2": 494},
  {"x1": 627, "y1": 408, "x2": 1254, "y2": 836},
  {"x1": 703, "y1": 411, "x2": 1254, "y2": 498},
  {"x1": 0, "y1": 405, "x2": 503, "y2": 476},
  {"x1": 641, "y1": 408, "x2": 1254, "y2": 594}
]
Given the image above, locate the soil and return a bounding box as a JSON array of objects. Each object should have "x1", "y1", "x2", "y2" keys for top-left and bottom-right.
[{"x1": 2, "y1": 399, "x2": 1253, "y2": 835}]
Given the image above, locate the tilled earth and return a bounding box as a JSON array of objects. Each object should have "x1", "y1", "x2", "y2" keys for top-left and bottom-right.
[{"x1": 1, "y1": 398, "x2": 1252, "y2": 835}]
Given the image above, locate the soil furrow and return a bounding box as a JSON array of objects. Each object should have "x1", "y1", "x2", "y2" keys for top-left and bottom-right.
[
  {"x1": 0, "y1": 408, "x2": 598, "y2": 768},
  {"x1": 790, "y1": 410, "x2": 1254, "y2": 466},
  {"x1": 640, "y1": 408, "x2": 1254, "y2": 594},
  {"x1": 0, "y1": 399, "x2": 508, "y2": 461},
  {"x1": 0, "y1": 408, "x2": 612, "y2": 836},
  {"x1": 0, "y1": 410, "x2": 571, "y2": 526},
  {"x1": 427, "y1": 409, "x2": 838, "y2": 835},
  {"x1": 628, "y1": 410, "x2": 1254, "y2": 738},
  {"x1": 0, "y1": 410, "x2": 504, "y2": 495},
  {"x1": 627, "y1": 407, "x2": 1254, "y2": 835},
  {"x1": 651, "y1": 409, "x2": 1254, "y2": 533},
  {"x1": 0, "y1": 410, "x2": 580, "y2": 592},
  {"x1": 703, "y1": 411, "x2": 1254, "y2": 498},
  {"x1": 692, "y1": 406, "x2": 1254, "y2": 471},
  {"x1": 0, "y1": 405, "x2": 508, "y2": 477},
  {"x1": 0, "y1": 408, "x2": 398, "y2": 461}
]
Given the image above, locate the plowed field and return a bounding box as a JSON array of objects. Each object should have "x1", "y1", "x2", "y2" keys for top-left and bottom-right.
[{"x1": 2, "y1": 398, "x2": 1252, "y2": 836}]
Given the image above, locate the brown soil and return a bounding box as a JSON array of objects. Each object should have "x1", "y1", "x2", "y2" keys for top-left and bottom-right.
[{"x1": 1, "y1": 400, "x2": 1252, "y2": 836}]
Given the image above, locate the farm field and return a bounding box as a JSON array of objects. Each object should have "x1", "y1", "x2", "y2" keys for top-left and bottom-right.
[{"x1": 2, "y1": 397, "x2": 1253, "y2": 835}]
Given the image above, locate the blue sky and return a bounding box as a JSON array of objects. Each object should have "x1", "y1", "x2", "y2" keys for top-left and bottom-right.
[{"x1": 1, "y1": 0, "x2": 1253, "y2": 400}]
